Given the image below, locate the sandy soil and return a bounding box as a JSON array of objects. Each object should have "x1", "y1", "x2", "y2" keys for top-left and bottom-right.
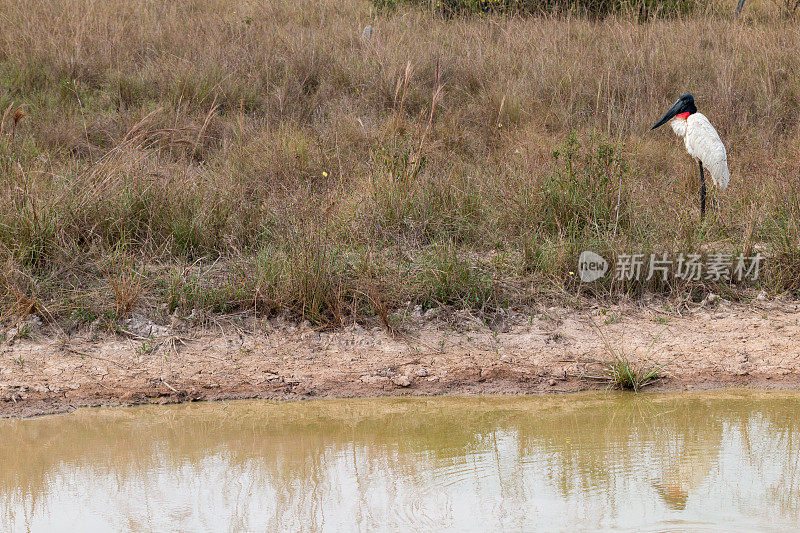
[{"x1": 2, "y1": 299, "x2": 800, "y2": 418}]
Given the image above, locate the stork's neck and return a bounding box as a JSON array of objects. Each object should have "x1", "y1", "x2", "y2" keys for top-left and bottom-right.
[{"x1": 669, "y1": 115, "x2": 688, "y2": 137}]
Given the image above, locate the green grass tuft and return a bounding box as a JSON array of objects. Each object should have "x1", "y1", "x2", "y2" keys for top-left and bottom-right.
[{"x1": 603, "y1": 355, "x2": 664, "y2": 391}]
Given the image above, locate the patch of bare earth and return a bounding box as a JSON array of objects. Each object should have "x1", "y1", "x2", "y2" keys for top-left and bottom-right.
[{"x1": 2, "y1": 300, "x2": 800, "y2": 418}]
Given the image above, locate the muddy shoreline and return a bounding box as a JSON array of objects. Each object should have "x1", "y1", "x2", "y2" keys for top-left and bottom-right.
[{"x1": 3, "y1": 301, "x2": 800, "y2": 418}]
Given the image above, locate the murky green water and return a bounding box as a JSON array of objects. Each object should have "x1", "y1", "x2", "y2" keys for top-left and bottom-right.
[{"x1": 2, "y1": 391, "x2": 800, "y2": 532}]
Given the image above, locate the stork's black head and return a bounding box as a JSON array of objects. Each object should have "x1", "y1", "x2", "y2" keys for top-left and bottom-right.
[{"x1": 651, "y1": 93, "x2": 697, "y2": 130}]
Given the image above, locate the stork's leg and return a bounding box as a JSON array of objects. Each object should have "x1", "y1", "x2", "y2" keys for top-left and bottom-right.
[{"x1": 698, "y1": 160, "x2": 706, "y2": 220}]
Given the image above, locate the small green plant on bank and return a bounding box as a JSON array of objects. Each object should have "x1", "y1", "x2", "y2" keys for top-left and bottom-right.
[
  {"x1": 137, "y1": 341, "x2": 154, "y2": 356},
  {"x1": 603, "y1": 354, "x2": 664, "y2": 391},
  {"x1": 16, "y1": 324, "x2": 31, "y2": 339},
  {"x1": 596, "y1": 326, "x2": 666, "y2": 391}
]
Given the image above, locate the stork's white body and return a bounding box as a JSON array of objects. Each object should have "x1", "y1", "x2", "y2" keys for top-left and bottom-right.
[{"x1": 669, "y1": 113, "x2": 729, "y2": 190}]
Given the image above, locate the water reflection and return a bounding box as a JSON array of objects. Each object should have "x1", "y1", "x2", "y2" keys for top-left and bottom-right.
[{"x1": 1, "y1": 391, "x2": 799, "y2": 531}]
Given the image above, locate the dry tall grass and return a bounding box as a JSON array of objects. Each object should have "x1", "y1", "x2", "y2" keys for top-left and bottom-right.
[{"x1": 0, "y1": 0, "x2": 798, "y2": 327}]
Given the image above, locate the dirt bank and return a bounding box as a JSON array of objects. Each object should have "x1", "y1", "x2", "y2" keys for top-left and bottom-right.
[{"x1": 2, "y1": 300, "x2": 800, "y2": 418}]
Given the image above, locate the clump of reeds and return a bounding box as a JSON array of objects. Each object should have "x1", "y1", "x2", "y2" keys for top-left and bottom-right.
[
  {"x1": 596, "y1": 326, "x2": 666, "y2": 391},
  {"x1": 603, "y1": 355, "x2": 664, "y2": 391}
]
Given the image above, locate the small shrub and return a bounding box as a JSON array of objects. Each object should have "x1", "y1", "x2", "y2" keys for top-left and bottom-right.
[
  {"x1": 414, "y1": 243, "x2": 494, "y2": 308},
  {"x1": 538, "y1": 133, "x2": 631, "y2": 238}
]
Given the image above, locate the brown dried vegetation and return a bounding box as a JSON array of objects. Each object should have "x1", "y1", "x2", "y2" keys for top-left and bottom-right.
[{"x1": 0, "y1": 0, "x2": 798, "y2": 328}]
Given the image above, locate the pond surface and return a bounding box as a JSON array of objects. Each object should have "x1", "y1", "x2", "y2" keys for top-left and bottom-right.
[{"x1": 2, "y1": 391, "x2": 800, "y2": 532}]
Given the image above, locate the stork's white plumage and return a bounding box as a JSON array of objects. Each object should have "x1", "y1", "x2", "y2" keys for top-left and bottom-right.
[
  {"x1": 651, "y1": 93, "x2": 729, "y2": 219},
  {"x1": 670, "y1": 112, "x2": 729, "y2": 190}
]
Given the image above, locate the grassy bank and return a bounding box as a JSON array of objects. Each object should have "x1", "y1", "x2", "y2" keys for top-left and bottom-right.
[{"x1": 1, "y1": 0, "x2": 799, "y2": 329}]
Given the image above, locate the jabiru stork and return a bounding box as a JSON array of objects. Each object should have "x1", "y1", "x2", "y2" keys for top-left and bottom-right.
[{"x1": 651, "y1": 94, "x2": 729, "y2": 219}]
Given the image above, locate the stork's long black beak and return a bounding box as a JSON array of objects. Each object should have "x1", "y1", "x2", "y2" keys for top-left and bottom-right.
[{"x1": 650, "y1": 100, "x2": 684, "y2": 130}]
